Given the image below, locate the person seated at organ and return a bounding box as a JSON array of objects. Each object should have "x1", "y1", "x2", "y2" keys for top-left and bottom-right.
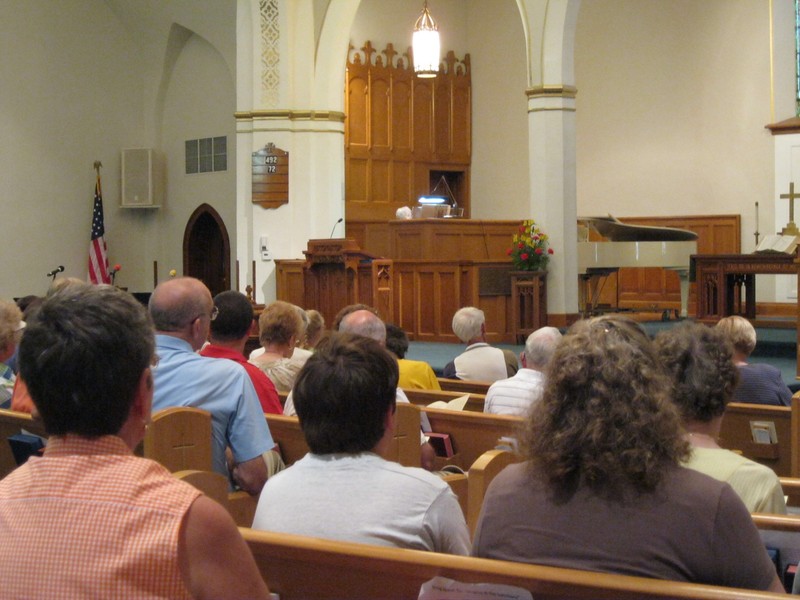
[
  {"x1": 654, "y1": 322, "x2": 786, "y2": 514},
  {"x1": 252, "y1": 332, "x2": 470, "y2": 555},
  {"x1": 0, "y1": 283, "x2": 269, "y2": 599},
  {"x1": 472, "y1": 315, "x2": 783, "y2": 593},
  {"x1": 715, "y1": 315, "x2": 792, "y2": 407},
  {"x1": 249, "y1": 300, "x2": 305, "y2": 393},
  {"x1": 385, "y1": 323, "x2": 441, "y2": 390},
  {"x1": 442, "y1": 307, "x2": 518, "y2": 382}
]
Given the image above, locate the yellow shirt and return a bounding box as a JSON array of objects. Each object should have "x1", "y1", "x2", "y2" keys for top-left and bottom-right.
[{"x1": 398, "y1": 359, "x2": 441, "y2": 390}]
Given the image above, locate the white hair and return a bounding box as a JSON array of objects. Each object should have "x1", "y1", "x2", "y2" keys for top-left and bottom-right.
[
  {"x1": 452, "y1": 307, "x2": 484, "y2": 343},
  {"x1": 524, "y1": 326, "x2": 562, "y2": 369}
]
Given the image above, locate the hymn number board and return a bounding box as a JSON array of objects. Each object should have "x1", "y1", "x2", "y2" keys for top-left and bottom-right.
[{"x1": 252, "y1": 143, "x2": 289, "y2": 208}]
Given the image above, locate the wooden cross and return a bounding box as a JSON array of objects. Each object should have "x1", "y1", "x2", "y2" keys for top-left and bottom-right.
[{"x1": 780, "y1": 181, "x2": 799, "y2": 223}]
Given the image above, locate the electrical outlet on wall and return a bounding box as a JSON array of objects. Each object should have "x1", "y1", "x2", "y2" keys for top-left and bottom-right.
[{"x1": 260, "y1": 235, "x2": 271, "y2": 261}]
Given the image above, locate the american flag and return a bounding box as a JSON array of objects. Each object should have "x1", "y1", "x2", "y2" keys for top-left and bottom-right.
[{"x1": 88, "y1": 175, "x2": 111, "y2": 284}]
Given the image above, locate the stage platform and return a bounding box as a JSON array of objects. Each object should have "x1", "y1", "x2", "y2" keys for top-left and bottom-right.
[{"x1": 407, "y1": 320, "x2": 799, "y2": 389}]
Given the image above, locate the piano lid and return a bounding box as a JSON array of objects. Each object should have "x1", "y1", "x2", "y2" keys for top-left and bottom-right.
[{"x1": 578, "y1": 215, "x2": 698, "y2": 242}]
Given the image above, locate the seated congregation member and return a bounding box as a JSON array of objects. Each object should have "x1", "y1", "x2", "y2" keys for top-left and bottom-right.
[
  {"x1": 472, "y1": 316, "x2": 783, "y2": 592},
  {"x1": 252, "y1": 332, "x2": 470, "y2": 555},
  {"x1": 0, "y1": 283, "x2": 269, "y2": 599},
  {"x1": 0, "y1": 299, "x2": 24, "y2": 407},
  {"x1": 442, "y1": 306, "x2": 518, "y2": 382},
  {"x1": 303, "y1": 308, "x2": 326, "y2": 349},
  {"x1": 715, "y1": 315, "x2": 792, "y2": 407},
  {"x1": 654, "y1": 322, "x2": 786, "y2": 514},
  {"x1": 200, "y1": 290, "x2": 282, "y2": 414},
  {"x1": 283, "y1": 307, "x2": 437, "y2": 471},
  {"x1": 250, "y1": 300, "x2": 304, "y2": 393},
  {"x1": 385, "y1": 322, "x2": 441, "y2": 390},
  {"x1": 484, "y1": 326, "x2": 561, "y2": 417},
  {"x1": 149, "y1": 277, "x2": 274, "y2": 495}
]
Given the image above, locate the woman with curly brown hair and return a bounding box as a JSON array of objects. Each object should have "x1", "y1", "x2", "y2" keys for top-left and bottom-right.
[
  {"x1": 654, "y1": 322, "x2": 786, "y2": 514},
  {"x1": 472, "y1": 316, "x2": 782, "y2": 592}
]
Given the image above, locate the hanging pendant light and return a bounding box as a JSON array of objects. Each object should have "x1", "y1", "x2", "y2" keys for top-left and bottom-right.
[{"x1": 413, "y1": 1, "x2": 440, "y2": 78}]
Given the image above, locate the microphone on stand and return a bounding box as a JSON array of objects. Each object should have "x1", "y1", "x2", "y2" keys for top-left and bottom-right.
[
  {"x1": 329, "y1": 217, "x2": 344, "y2": 238},
  {"x1": 46, "y1": 265, "x2": 65, "y2": 278}
]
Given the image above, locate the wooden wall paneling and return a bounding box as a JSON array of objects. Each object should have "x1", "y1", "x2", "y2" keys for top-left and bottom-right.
[
  {"x1": 391, "y1": 70, "x2": 413, "y2": 155},
  {"x1": 391, "y1": 161, "x2": 412, "y2": 208},
  {"x1": 345, "y1": 69, "x2": 368, "y2": 149},
  {"x1": 433, "y1": 76, "x2": 452, "y2": 158},
  {"x1": 274, "y1": 260, "x2": 305, "y2": 306},
  {"x1": 372, "y1": 260, "x2": 393, "y2": 323},
  {"x1": 451, "y1": 72, "x2": 472, "y2": 163},
  {"x1": 394, "y1": 263, "x2": 418, "y2": 336},
  {"x1": 370, "y1": 159, "x2": 390, "y2": 207},
  {"x1": 413, "y1": 79, "x2": 434, "y2": 160},
  {"x1": 346, "y1": 159, "x2": 368, "y2": 208},
  {"x1": 370, "y1": 73, "x2": 390, "y2": 150}
]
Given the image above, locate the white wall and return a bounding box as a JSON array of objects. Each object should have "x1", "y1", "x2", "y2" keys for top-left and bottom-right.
[
  {"x1": 575, "y1": 0, "x2": 774, "y2": 252},
  {"x1": 0, "y1": 0, "x2": 144, "y2": 299}
]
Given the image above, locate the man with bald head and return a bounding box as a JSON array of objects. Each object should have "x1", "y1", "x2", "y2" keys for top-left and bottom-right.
[{"x1": 149, "y1": 277, "x2": 274, "y2": 495}]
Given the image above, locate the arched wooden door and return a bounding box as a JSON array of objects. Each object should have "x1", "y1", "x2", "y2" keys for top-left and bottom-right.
[{"x1": 183, "y1": 204, "x2": 230, "y2": 297}]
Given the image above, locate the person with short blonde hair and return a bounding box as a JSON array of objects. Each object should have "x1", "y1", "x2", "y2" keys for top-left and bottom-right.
[
  {"x1": 304, "y1": 309, "x2": 325, "y2": 349},
  {"x1": 715, "y1": 315, "x2": 791, "y2": 407},
  {"x1": 250, "y1": 300, "x2": 305, "y2": 393}
]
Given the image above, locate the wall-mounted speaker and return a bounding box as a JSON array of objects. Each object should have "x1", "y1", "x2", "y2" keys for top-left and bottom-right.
[{"x1": 121, "y1": 148, "x2": 162, "y2": 208}]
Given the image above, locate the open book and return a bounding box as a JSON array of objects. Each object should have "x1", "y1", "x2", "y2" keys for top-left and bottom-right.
[
  {"x1": 427, "y1": 394, "x2": 470, "y2": 411},
  {"x1": 755, "y1": 234, "x2": 798, "y2": 255}
]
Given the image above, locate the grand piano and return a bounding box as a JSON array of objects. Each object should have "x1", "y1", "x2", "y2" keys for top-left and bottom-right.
[{"x1": 578, "y1": 216, "x2": 698, "y2": 317}]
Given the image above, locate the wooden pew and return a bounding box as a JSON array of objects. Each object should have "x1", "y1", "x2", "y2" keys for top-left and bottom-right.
[
  {"x1": 466, "y1": 449, "x2": 522, "y2": 536},
  {"x1": 438, "y1": 378, "x2": 492, "y2": 395},
  {"x1": 403, "y1": 388, "x2": 485, "y2": 412},
  {"x1": 421, "y1": 406, "x2": 524, "y2": 470},
  {"x1": 173, "y1": 468, "x2": 258, "y2": 527},
  {"x1": 0, "y1": 408, "x2": 47, "y2": 479},
  {"x1": 266, "y1": 402, "x2": 422, "y2": 468},
  {"x1": 144, "y1": 406, "x2": 213, "y2": 473},
  {"x1": 718, "y1": 401, "x2": 792, "y2": 477},
  {"x1": 241, "y1": 528, "x2": 782, "y2": 599}
]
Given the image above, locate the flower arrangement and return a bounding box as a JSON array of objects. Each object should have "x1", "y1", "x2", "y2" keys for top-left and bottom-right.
[{"x1": 507, "y1": 219, "x2": 554, "y2": 271}]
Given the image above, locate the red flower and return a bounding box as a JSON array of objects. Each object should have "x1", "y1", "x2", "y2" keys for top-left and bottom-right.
[
  {"x1": 535, "y1": 248, "x2": 543, "y2": 255},
  {"x1": 506, "y1": 248, "x2": 512, "y2": 256},
  {"x1": 518, "y1": 242, "x2": 525, "y2": 249},
  {"x1": 113, "y1": 264, "x2": 122, "y2": 272},
  {"x1": 519, "y1": 225, "x2": 526, "y2": 233},
  {"x1": 547, "y1": 248, "x2": 554, "y2": 255},
  {"x1": 520, "y1": 253, "x2": 529, "y2": 260}
]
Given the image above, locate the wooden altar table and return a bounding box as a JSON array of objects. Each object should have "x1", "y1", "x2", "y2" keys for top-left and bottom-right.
[{"x1": 691, "y1": 253, "x2": 799, "y2": 322}]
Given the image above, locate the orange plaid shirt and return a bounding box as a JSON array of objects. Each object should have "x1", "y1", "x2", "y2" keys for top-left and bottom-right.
[{"x1": 0, "y1": 435, "x2": 201, "y2": 599}]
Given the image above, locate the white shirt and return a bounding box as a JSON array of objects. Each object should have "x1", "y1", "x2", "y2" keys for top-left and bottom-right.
[
  {"x1": 484, "y1": 368, "x2": 545, "y2": 417},
  {"x1": 252, "y1": 452, "x2": 470, "y2": 555},
  {"x1": 453, "y1": 343, "x2": 511, "y2": 382}
]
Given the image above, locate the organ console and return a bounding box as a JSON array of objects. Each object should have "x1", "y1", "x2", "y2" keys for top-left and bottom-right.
[{"x1": 578, "y1": 216, "x2": 698, "y2": 318}]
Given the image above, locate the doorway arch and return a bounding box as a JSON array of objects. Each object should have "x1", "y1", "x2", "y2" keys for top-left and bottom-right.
[{"x1": 183, "y1": 203, "x2": 231, "y2": 297}]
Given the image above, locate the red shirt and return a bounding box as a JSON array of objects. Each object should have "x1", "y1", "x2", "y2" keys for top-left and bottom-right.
[{"x1": 200, "y1": 344, "x2": 283, "y2": 414}]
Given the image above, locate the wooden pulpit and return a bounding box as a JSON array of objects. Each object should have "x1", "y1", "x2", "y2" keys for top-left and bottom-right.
[{"x1": 302, "y1": 239, "x2": 388, "y2": 327}]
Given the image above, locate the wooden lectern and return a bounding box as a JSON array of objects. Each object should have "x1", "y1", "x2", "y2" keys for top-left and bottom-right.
[{"x1": 302, "y1": 239, "x2": 389, "y2": 328}]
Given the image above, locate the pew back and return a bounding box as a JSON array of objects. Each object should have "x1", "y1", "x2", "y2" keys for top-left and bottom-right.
[
  {"x1": 0, "y1": 408, "x2": 47, "y2": 479},
  {"x1": 438, "y1": 378, "x2": 492, "y2": 395},
  {"x1": 718, "y1": 401, "x2": 792, "y2": 477},
  {"x1": 421, "y1": 406, "x2": 524, "y2": 469},
  {"x1": 241, "y1": 528, "x2": 781, "y2": 599},
  {"x1": 266, "y1": 403, "x2": 422, "y2": 468},
  {"x1": 144, "y1": 406, "x2": 213, "y2": 473}
]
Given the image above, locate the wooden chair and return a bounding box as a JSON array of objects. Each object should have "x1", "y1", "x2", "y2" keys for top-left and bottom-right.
[
  {"x1": 144, "y1": 407, "x2": 213, "y2": 473},
  {"x1": 241, "y1": 527, "x2": 784, "y2": 599},
  {"x1": 438, "y1": 378, "x2": 492, "y2": 395},
  {"x1": 718, "y1": 401, "x2": 792, "y2": 477}
]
